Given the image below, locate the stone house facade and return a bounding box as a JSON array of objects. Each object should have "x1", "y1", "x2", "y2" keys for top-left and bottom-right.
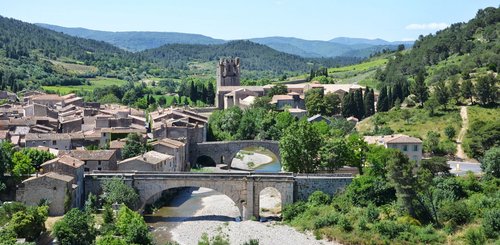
[
  {"x1": 118, "y1": 151, "x2": 174, "y2": 172},
  {"x1": 25, "y1": 133, "x2": 72, "y2": 150},
  {"x1": 152, "y1": 138, "x2": 187, "y2": 171},
  {"x1": 364, "y1": 134, "x2": 423, "y2": 162},
  {"x1": 65, "y1": 149, "x2": 117, "y2": 172},
  {"x1": 40, "y1": 155, "x2": 85, "y2": 208},
  {"x1": 17, "y1": 172, "x2": 75, "y2": 215}
]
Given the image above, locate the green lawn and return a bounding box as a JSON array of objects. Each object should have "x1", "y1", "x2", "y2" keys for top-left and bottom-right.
[
  {"x1": 42, "y1": 77, "x2": 127, "y2": 95},
  {"x1": 357, "y1": 106, "x2": 462, "y2": 140}
]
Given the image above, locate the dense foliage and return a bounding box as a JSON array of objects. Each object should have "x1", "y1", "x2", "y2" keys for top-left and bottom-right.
[
  {"x1": 283, "y1": 146, "x2": 500, "y2": 244},
  {"x1": 101, "y1": 178, "x2": 140, "y2": 209}
]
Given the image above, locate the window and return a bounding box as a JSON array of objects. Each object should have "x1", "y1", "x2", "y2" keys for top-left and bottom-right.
[
  {"x1": 98, "y1": 161, "x2": 101, "y2": 166},
  {"x1": 97, "y1": 167, "x2": 102, "y2": 171},
  {"x1": 414, "y1": 145, "x2": 418, "y2": 151},
  {"x1": 52, "y1": 140, "x2": 56, "y2": 145},
  {"x1": 403, "y1": 145, "x2": 408, "y2": 151},
  {"x1": 84, "y1": 168, "x2": 89, "y2": 172}
]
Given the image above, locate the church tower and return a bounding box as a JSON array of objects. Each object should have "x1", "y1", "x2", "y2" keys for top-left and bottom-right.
[
  {"x1": 216, "y1": 58, "x2": 241, "y2": 108},
  {"x1": 216, "y1": 57, "x2": 240, "y2": 87}
]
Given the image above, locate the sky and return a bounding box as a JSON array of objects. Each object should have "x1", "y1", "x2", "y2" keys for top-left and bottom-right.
[{"x1": 0, "y1": 0, "x2": 498, "y2": 41}]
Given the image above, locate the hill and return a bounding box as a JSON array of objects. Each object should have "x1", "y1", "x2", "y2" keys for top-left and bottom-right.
[
  {"x1": 36, "y1": 23, "x2": 226, "y2": 52},
  {"x1": 36, "y1": 23, "x2": 412, "y2": 58},
  {"x1": 139, "y1": 40, "x2": 362, "y2": 77},
  {"x1": 249, "y1": 36, "x2": 411, "y2": 58},
  {"x1": 329, "y1": 37, "x2": 413, "y2": 46},
  {"x1": 0, "y1": 15, "x2": 152, "y2": 92}
]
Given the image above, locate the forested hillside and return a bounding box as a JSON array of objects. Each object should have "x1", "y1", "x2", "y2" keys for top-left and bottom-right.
[
  {"x1": 36, "y1": 23, "x2": 227, "y2": 51},
  {"x1": 140, "y1": 40, "x2": 361, "y2": 74},
  {"x1": 0, "y1": 15, "x2": 154, "y2": 92}
]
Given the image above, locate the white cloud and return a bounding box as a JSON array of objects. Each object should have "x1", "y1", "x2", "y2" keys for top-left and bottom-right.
[{"x1": 405, "y1": 23, "x2": 449, "y2": 31}]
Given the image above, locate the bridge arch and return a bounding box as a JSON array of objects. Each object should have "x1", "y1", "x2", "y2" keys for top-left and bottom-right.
[
  {"x1": 134, "y1": 179, "x2": 247, "y2": 217},
  {"x1": 191, "y1": 140, "x2": 280, "y2": 167}
]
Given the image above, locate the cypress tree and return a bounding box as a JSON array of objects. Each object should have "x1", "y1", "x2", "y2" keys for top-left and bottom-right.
[
  {"x1": 189, "y1": 81, "x2": 197, "y2": 102},
  {"x1": 341, "y1": 93, "x2": 353, "y2": 118},
  {"x1": 413, "y1": 70, "x2": 429, "y2": 107},
  {"x1": 207, "y1": 82, "x2": 215, "y2": 105},
  {"x1": 364, "y1": 88, "x2": 375, "y2": 117},
  {"x1": 377, "y1": 86, "x2": 389, "y2": 112},
  {"x1": 354, "y1": 89, "x2": 365, "y2": 119},
  {"x1": 387, "y1": 87, "x2": 394, "y2": 109}
]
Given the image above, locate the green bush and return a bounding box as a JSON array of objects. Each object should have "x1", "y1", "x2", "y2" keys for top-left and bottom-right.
[
  {"x1": 307, "y1": 191, "x2": 331, "y2": 206},
  {"x1": 482, "y1": 209, "x2": 500, "y2": 239},
  {"x1": 365, "y1": 204, "x2": 380, "y2": 223},
  {"x1": 313, "y1": 212, "x2": 339, "y2": 229},
  {"x1": 439, "y1": 201, "x2": 471, "y2": 231},
  {"x1": 374, "y1": 220, "x2": 408, "y2": 239},
  {"x1": 282, "y1": 201, "x2": 307, "y2": 221},
  {"x1": 337, "y1": 215, "x2": 353, "y2": 232},
  {"x1": 464, "y1": 227, "x2": 486, "y2": 245},
  {"x1": 96, "y1": 235, "x2": 127, "y2": 245}
]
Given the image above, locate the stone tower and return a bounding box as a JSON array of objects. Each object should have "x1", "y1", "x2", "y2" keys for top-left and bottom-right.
[
  {"x1": 216, "y1": 57, "x2": 240, "y2": 87},
  {"x1": 216, "y1": 58, "x2": 241, "y2": 108}
]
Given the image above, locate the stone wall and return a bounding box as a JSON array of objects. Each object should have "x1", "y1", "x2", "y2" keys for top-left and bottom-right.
[{"x1": 294, "y1": 175, "x2": 353, "y2": 201}]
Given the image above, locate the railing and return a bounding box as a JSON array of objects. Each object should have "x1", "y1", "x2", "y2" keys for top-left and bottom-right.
[{"x1": 86, "y1": 170, "x2": 352, "y2": 178}]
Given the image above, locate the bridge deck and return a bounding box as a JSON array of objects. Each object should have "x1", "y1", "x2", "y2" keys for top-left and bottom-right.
[{"x1": 85, "y1": 171, "x2": 353, "y2": 180}]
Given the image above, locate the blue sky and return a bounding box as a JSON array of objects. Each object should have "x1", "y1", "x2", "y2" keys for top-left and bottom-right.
[{"x1": 1, "y1": 0, "x2": 498, "y2": 41}]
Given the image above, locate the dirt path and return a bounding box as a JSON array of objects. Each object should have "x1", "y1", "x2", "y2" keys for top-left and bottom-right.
[{"x1": 456, "y1": 106, "x2": 476, "y2": 162}]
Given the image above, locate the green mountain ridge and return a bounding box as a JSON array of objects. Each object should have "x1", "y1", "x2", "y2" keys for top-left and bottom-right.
[{"x1": 35, "y1": 23, "x2": 413, "y2": 58}]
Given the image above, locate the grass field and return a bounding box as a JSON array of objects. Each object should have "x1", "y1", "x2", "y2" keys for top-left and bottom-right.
[
  {"x1": 357, "y1": 106, "x2": 462, "y2": 140},
  {"x1": 49, "y1": 60, "x2": 98, "y2": 75},
  {"x1": 42, "y1": 77, "x2": 127, "y2": 95}
]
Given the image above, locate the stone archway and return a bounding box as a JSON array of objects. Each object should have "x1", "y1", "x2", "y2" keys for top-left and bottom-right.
[
  {"x1": 191, "y1": 140, "x2": 281, "y2": 167},
  {"x1": 135, "y1": 178, "x2": 248, "y2": 218},
  {"x1": 195, "y1": 155, "x2": 217, "y2": 167},
  {"x1": 259, "y1": 187, "x2": 282, "y2": 219}
]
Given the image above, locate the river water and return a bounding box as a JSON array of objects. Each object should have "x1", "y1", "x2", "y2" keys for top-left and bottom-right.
[{"x1": 144, "y1": 148, "x2": 281, "y2": 243}]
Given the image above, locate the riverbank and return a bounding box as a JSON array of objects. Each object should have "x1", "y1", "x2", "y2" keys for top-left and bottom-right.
[
  {"x1": 231, "y1": 151, "x2": 273, "y2": 170},
  {"x1": 170, "y1": 188, "x2": 338, "y2": 245}
]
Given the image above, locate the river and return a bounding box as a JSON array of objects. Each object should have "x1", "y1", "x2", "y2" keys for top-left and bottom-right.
[{"x1": 144, "y1": 148, "x2": 282, "y2": 243}]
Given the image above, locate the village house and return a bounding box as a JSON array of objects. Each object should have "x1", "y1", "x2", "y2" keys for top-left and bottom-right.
[
  {"x1": 270, "y1": 92, "x2": 305, "y2": 110},
  {"x1": 152, "y1": 138, "x2": 188, "y2": 171},
  {"x1": 25, "y1": 133, "x2": 72, "y2": 150},
  {"x1": 118, "y1": 150, "x2": 175, "y2": 172},
  {"x1": 64, "y1": 149, "x2": 118, "y2": 172},
  {"x1": 16, "y1": 172, "x2": 76, "y2": 215},
  {"x1": 40, "y1": 155, "x2": 85, "y2": 207},
  {"x1": 364, "y1": 134, "x2": 423, "y2": 162}
]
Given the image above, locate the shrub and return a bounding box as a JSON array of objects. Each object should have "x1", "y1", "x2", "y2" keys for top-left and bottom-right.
[
  {"x1": 481, "y1": 209, "x2": 500, "y2": 239},
  {"x1": 242, "y1": 239, "x2": 259, "y2": 245},
  {"x1": 313, "y1": 212, "x2": 339, "y2": 229},
  {"x1": 365, "y1": 204, "x2": 380, "y2": 223},
  {"x1": 282, "y1": 201, "x2": 307, "y2": 221},
  {"x1": 338, "y1": 215, "x2": 352, "y2": 232},
  {"x1": 96, "y1": 235, "x2": 127, "y2": 245},
  {"x1": 308, "y1": 191, "x2": 331, "y2": 206},
  {"x1": 439, "y1": 201, "x2": 471, "y2": 231},
  {"x1": 464, "y1": 227, "x2": 486, "y2": 245},
  {"x1": 374, "y1": 220, "x2": 408, "y2": 239}
]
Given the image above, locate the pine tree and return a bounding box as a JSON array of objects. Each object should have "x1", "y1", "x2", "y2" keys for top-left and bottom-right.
[
  {"x1": 413, "y1": 70, "x2": 428, "y2": 107},
  {"x1": 448, "y1": 76, "x2": 461, "y2": 103},
  {"x1": 435, "y1": 80, "x2": 449, "y2": 109},
  {"x1": 461, "y1": 79, "x2": 474, "y2": 104}
]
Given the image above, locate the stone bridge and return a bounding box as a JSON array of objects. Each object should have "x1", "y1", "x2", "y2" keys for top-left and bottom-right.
[
  {"x1": 190, "y1": 140, "x2": 280, "y2": 167},
  {"x1": 85, "y1": 171, "x2": 352, "y2": 220}
]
